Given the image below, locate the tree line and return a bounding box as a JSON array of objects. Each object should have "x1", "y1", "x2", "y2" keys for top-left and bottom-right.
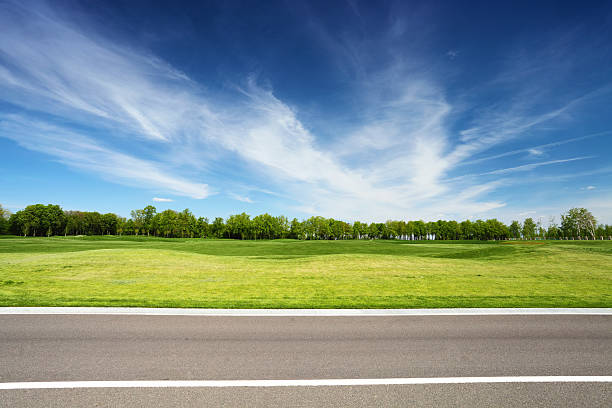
[{"x1": 1, "y1": 203, "x2": 610, "y2": 240}]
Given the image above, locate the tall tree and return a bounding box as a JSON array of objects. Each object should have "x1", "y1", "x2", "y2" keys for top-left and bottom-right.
[
  {"x1": 522, "y1": 218, "x2": 536, "y2": 240},
  {"x1": 142, "y1": 205, "x2": 157, "y2": 236},
  {"x1": 0, "y1": 204, "x2": 10, "y2": 234},
  {"x1": 211, "y1": 217, "x2": 225, "y2": 238},
  {"x1": 547, "y1": 216, "x2": 560, "y2": 239},
  {"x1": 509, "y1": 221, "x2": 521, "y2": 239},
  {"x1": 561, "y1": 208, "x2": 596, "y2": 239},
  {"x1": 196, "y1": 217, "x2": 209, "y2": 238},
  {"x1": 130, "y1": 209, "x2": 145, "y2": 236}
]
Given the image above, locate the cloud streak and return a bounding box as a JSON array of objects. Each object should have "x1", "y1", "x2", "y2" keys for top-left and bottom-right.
[
  {"x1": 0, "y1": 114, "x2": 210, "y2": 199},
  {"x1": 481, "y1": 156, "x2": 593, "y2": 176},
  {"x1": 229, "y1": 193, "x2": 254, "y2": 203}
]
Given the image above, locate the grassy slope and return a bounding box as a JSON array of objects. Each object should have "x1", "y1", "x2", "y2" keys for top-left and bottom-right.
[{"x1": 0, "y1": 236, "x2": 610, "y2": 308}]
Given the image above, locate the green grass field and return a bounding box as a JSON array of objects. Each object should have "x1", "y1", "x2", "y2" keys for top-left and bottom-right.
[{"x1": 0, "y1": 236, "x2": 610, "y2": 308}]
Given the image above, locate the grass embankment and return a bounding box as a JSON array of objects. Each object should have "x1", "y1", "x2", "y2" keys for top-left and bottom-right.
[{"x1": 0, "y1": 236, "x2": 610, "y2": 308}]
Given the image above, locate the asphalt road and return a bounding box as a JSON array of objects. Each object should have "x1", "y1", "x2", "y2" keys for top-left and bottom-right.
[{"x1": 1, "y1": 314, "x2": 611, "y2": 407}]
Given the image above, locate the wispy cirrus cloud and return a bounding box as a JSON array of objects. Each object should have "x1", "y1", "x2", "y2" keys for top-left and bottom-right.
[
  {"x1": 461, "y1": 131, "x2": 611, "y2": 166},
  {"x1": 481, "y1": 156, "x2": 593, "y2": 176},
  {"x1": 153, "y1": 197, "x2": 174, "y2": 202},
  {"x1": 228, "y1": 193, "x2": 253, "y2": 203},
  {"x1": 0, "y1": 1, "x2": 207, "y2": 143},
  {"x1": 0, "y1": 114, "x2": 210, "y2": 199}
]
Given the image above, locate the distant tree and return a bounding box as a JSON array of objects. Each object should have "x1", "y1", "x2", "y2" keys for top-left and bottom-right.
[
  {"x1": 509, "y1": 221, "x2": 521, "y2": 239},
  {"x1": 83, "y1": 212, "x2": 102, "y2": 235},
  {"x1": 124, "y1": 219, "x2": 135, "y2": 235},
  {"x1": 460, "y1": 220, "x2": 473, "y2": 240},
  {"x1": 9, "y1": 204, "x2": 65, "y2": 237},
  {"x1": 226, "y1": 213, "x2": 251, "y2": 240},
  {"x1": 547, "y1": 216, "x2": 560, "y2": 240},
  {"x1": 157, "y1": 209, "x2": 178, "y2": 237},
  {"x1": 142, "y1": 205, "x2": 157, "y2": 236},
  {"x1": 302, "y1": 217, "x2": 315, "y2": 239},
  {"x1": 211, "y1": 217, "x2": 225, "y2": 238},
  {"x1": 64, "y1": 211, "x2": 84, "y2": 235},
  {"x1": 472, "y1": 220, "x2": 485, "y2": 240},
  {"x1": 483, "y1": 219, "x2": 509, "y2": 240},
  {"x1": 426, "y1": 221, "x2": 438, "y2": 240},
  {"x1": 252, "y1": 215, "x2": 264, "y2": 239},
  {"x1": 367, "y1": 222, "x2": 379, "y2": 239},
  {"x1": 276, "y1": 215, "x2": 289, "y2": 239},
  {"x1": 522, "y1": 218, "x2": 536, "y2": 240},
  {"x1": 0, "y1": 204, "x2": 10, "y2": 234},
  {"x1": 177, "y1": 209, "x2": 196, "y2": 238},
  {"x1": 130, "y1": 209, "x2": 145, "y2": 236},
  {"x1": 196, "y1": 217, "x2": 209, "y2": 238},
  {"x1": 290, "y1": 218, "x2": 302, "y2": 239},
  {"x1": 101, "y1": 213, "x2": 119, "y2": 235},
  {"x1": 561, "y1": 208, "x2": 596, "y2": 239},
  {"x1": 442, "y1": 220, "x2": 460, "y2": 240},
  {"x1": 352, "y1": 221, "x2": 366, "y2": 239},
  {"x1": 536, "y1": 218, "x2": 546, "y2": 239},
  {"x1": 413, "y1": 220, "x2": 426, "y2": 240},
  {"x1": 116, "y1": 217, "x2": 127, "y2": 236}
]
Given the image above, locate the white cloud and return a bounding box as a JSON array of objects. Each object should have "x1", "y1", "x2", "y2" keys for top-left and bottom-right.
[
  {"x1": 528, "y1": 148, "x2": 543, "y2": 156},
  {"x1": 0, "y1": 114, "x2": 210, "y2": 199},
  {"x1": 153, "y1": 197, "x2": 174, "y2": 202},
  {"x1": 461, "y1": 131, "x2": 610, "y2": 166},
  {"x1": 229, "y1": 193, "x2": 254, "y2": 203},
  {"x1": 448, "y1": 104, "x2": 574, "y2": 167},
  {"x1": 0, "y1": 2, "x2": 208, "y2": 143},
  {"x1": 479, "y1": 157, "x2": 593, "y2": 176},
  {"x1": 586, "y1": 186, "x2": 596, "y2": 190}
]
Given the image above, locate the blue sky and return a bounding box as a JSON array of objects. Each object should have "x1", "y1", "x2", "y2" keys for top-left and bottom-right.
[{"x1": 1, "y1": 0, "x2": 611, "y2": 224}]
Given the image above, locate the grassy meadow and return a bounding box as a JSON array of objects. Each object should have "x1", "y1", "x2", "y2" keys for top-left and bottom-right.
[{"x1": 0, "y1": 236, "x2": 610, "y2": 308}]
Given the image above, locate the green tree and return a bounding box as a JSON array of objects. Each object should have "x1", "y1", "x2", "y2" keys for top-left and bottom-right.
[
  {"x1": 177, "y1": 209, "x2": 196, "y2": 237},
  {"x1": 547, "y1": 217, "x2": 559, "y2": 240},
  {"x1": 196, "y1": 217, "x2": 209, "y2": 238},
  {"x1": 227, "y1": 213, "x2": 251, "y2": 240},
  {"x1": 561, "y1": 208, "x2": 596, "y2": 239},
  {"x1": 211, "y1": 217, "x2": 225, "y2": 238},
  {"x1": 64, "y1": 211, "x2": 84, "y2": 235},
  {"x1": 275, "y1": 215, "x2": 289, "y2": 239},
  {"x1": 156, "y1": 209, "x2": 178, "y2": 237},
  {"x1": 10, "y1": 204, "x2": 65, "y2": 236},
  {"x1": 83, "y1": 212, "x2": 102, "y2": 235},
  {"x1": 101, "y1": 213, "x2": 119, "y2": 235},
  {"x1": 0, "y1": 204, "x2": 11, "y2": 234},
  {"x1": 290, "y1": 218, "x2": 302, "y2": 239},
  {"x1": 522, "y1": 218, "x2": 536, "y2": 240},
  {"x1": 46, "y1": 205, "x2": 66, "y2": 236},
  {"x1": 509, "y1": 221, "x2": 521, "y2": 239},
  {"x1": 142, "y1": 205, "x2": 157, "y2": 236},
  {"x1": 460, "y1": 220, "x2": 473, "y2": 240},
  {"x1": 130, "y1": 209, "x2": 145, "y2": 236}
]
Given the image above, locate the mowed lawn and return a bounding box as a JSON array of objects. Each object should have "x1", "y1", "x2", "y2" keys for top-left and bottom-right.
[{"x1": 0, "y1": 236, "x2": 610, "y2": 308}]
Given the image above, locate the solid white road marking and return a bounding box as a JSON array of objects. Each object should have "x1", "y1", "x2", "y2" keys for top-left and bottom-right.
[
  {"x1": 1, "y1": 307, "x2": 611, "y2": 316},
  {"x1": 1, "y1": 377, "x2": 611, "y2": 390}
]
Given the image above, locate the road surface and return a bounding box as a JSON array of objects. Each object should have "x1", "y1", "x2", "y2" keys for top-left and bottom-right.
[{"x1": 1, "y1": 311, "x2": 611, "y2": 406}]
